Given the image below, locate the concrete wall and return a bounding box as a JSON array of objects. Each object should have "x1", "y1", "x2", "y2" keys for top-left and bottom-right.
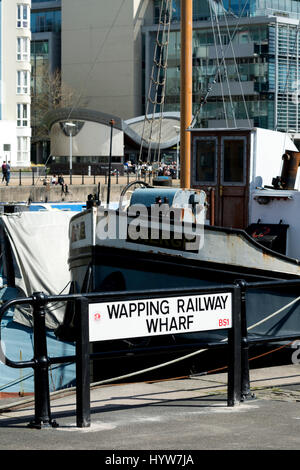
[
  {"x1": 0, "y1": 184, "x2": 126, "y2": 204},
  {"x1": 61, "y1": 0, "x2": 153, "y2": 120}
]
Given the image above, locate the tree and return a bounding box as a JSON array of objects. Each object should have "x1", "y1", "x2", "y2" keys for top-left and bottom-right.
[{"x1": 31, "y1": 66, "x2": 84, "y2": 141}]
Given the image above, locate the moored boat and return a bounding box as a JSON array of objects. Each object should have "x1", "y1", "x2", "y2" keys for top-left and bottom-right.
[{"x1": 0, "y1": 210, "x2": 79, "y2": 395}]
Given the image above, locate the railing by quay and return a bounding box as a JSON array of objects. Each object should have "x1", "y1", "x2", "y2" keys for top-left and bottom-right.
[
  {"x1": 0, "y1": 279, "x2": 300, "y2": 429},
  {"x1": 13, "y1": 169, "x2": 157, "y2": 187}
]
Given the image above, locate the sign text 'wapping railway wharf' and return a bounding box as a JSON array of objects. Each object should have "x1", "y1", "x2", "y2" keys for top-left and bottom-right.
[{"x1": 89, "y1": 292, "x2": 232, "y2": 342}]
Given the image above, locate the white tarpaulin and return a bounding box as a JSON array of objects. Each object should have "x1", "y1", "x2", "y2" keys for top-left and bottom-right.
[{"x1": 1, "y1": 211, "x2": 76, "y2": 329}]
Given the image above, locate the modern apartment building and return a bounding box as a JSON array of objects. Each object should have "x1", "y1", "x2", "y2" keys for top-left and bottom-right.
[
  {"x1": 0, "y1": 0, "x2": 31, "y2": 167},
  {"x1": 144, "y1": 0, "x2": 300, "y2": 133}
]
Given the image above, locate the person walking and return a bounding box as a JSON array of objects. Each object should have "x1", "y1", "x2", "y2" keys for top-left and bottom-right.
[
  {"x1": 5, "y1": 161, "x2": 11, "y2": 185},
  {"x1": 1, "y1": 161, "x2": 7, "y2": 183}
]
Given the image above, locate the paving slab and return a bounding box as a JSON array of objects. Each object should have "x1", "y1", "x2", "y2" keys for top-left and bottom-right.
[{"x1": 0, "y1": 365, "x2": 300, "y2": 451}]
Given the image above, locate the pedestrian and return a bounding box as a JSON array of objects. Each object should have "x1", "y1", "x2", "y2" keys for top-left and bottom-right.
[
  {"x1": 58, "y1": 174, "x2": 66, "y2": 193},
  {"x1": 5, "y1": 161, "x2": 11, "y2": 185},
  {"x1": 1, "y1": 161, "x2": 7, "y2": 183}
]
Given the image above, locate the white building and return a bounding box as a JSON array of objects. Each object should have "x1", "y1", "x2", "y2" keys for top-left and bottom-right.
[{"x1": 0, "y1": 0, "x2": 31, "y2": 167}]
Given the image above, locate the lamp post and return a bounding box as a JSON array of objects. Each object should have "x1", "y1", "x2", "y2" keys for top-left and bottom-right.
[
  {"x1": 107, "y1": 119, "x2": 115, "y2": 207},
  {"x1": 174, "y1": 125, "x2": 180, "y2": 180},
  {"x1": 65, "y1": 122, "x2": 76, "y2": 184}
]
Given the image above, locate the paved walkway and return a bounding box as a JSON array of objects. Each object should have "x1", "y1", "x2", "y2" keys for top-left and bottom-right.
[{"x1": 1, "y1": 364, "x2": 300, "y2": 451}]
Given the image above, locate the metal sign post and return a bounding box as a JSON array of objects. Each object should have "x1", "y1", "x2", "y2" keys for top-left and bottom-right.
[
  {"x1": 75, "y1": 286, "x2": 242, "y2": 428},
  {"x1": 227, "y1": 285, "x2": 242, "y2": 406},
  {"x1": 75, "y1": 297, "x2": 91, "y2": 428}
]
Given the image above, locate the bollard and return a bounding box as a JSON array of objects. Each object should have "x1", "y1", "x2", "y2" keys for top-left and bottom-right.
[
  {"x1": 28, "y1": 292, "x2": 58, "y2": 429},
  {"x1": 19, "y1": 169, "x2": 22, "y2": 186}
]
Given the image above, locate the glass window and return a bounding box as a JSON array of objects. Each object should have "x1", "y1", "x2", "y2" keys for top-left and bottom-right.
[
  {"x1": 17, "y1": 37, "x2": 29, "y2": 61},
  {"x1": 194, "y1": 138, "x2": 217, "y2": 183},
  {"x1": 31, "y1": 10, "x2": 61, "y2": 33},
  {"x1": 222, "y1": 138, "x2": 245, "y2": 184},
  {"x1": 17, "y1": 137, "x2": 29, "y2": 163},
  {"x1": 17, "y1": 70, "x2": 29, "y2": 94},
  {"x1": 17, "y1": 4, "x2": 30, "y2": 28},
  {"x1": 17, "y1": 104, "x2": 29, "y2": 127}
]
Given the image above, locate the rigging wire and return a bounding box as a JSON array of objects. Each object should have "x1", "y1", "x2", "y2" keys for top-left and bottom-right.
[
  {"x1": 191, "y1": 0, "x2": 251, "y2": 128},
  {"x1": 208, "y1": 0, "x2": 229, "y2": 127},
  {"x1": 138, "y1": 0, "x2": 173, "y2": 163},
  {"x1": 211, "y1": 0, "x2": 237, "y2": 127},
  {"x1": 220, "y1": 0, "x2": 252, "y2": 128}
]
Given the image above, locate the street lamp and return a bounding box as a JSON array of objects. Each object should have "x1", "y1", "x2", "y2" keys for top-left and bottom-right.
[
  {"x1": 174, "y1": 125, "x2": 180, "y2": 180},
  {"x1": 65, "y1": 122, "x2": 76, "y2": 184}
]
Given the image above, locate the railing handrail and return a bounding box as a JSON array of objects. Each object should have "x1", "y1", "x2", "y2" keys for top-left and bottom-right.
[{"x1": 1, "y1": 276, "x2": 300, "y2": 428}]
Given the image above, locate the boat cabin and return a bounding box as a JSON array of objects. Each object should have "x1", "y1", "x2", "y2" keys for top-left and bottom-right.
[{"x1": 189, "y1": 127, "x2": 298, "y2": 230}]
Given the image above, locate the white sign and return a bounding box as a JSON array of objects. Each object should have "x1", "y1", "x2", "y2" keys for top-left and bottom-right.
[{"x1": 89, "y1": 292, "x2": 232, "y2": 342}]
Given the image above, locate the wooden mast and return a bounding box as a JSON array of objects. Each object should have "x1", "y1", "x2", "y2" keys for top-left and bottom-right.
[{"x1": 180, "y1": 0, "x2": 193, "y2": 189}]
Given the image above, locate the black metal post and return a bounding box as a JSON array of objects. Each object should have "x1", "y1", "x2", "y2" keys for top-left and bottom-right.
[
  {"x1": 28, "y1": 292, "x2": 58, "y2": 429},
  {"x1": 19, "y1": 169, "x2": 22, "y2": 186},
  {"x1": 107, "y1": 119, "x2": 115, "y2": 206},
  {"x1": 75, "y1": 297, "x2": 91, "y2": 428},
  {"x1": 227, "y1": 285, "x2": 242, "y2": 406},
  {"x1": 32, "y1": 169, "x2": 35, "y2": 186},
  {"x1": 116, "y1": 169, "x2": 119, "y2": 184},
  {"x1": 235, "y1": 279, "x2": 255, "y2": 401},
  {"x1": 82, "y1": 173, "x2": 84, "y2": 185}
]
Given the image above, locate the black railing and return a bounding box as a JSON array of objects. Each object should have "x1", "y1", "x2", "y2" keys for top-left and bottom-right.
[
  {"x1": 0, "y1": 283, "x2": 242, "y2": 428},
  {"x1": 11, "y1": 169, "x2": 156, "y2": 187},
  {"x1": 1, "y1": 278, "x2": 300, "y2": 429}
]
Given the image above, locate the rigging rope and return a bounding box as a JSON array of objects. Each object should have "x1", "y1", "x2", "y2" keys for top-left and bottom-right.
[
  {"x1": 192, "y1": 0, "x2": 251, "y2": 128},
  {"x1": 220, "y1": 0, "x2": 252, "y2": 128},
  {"x1": 209, "y1": 0, "x2": 229, "y2": 127},
  {"x1": 211, "y1": 1, "x2": 237, "y2": 127},
  {"x1": 138, "y1": 0, "x2": 173, "y2": 163}
]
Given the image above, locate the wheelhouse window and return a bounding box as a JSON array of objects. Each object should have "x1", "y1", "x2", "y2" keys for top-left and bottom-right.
[
  {"x1": 193, "y1": 137, "x2": 217, "y2": 184},
  {"x1": 221, "y1": 137, "x2": 246, "y2": 185}
]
